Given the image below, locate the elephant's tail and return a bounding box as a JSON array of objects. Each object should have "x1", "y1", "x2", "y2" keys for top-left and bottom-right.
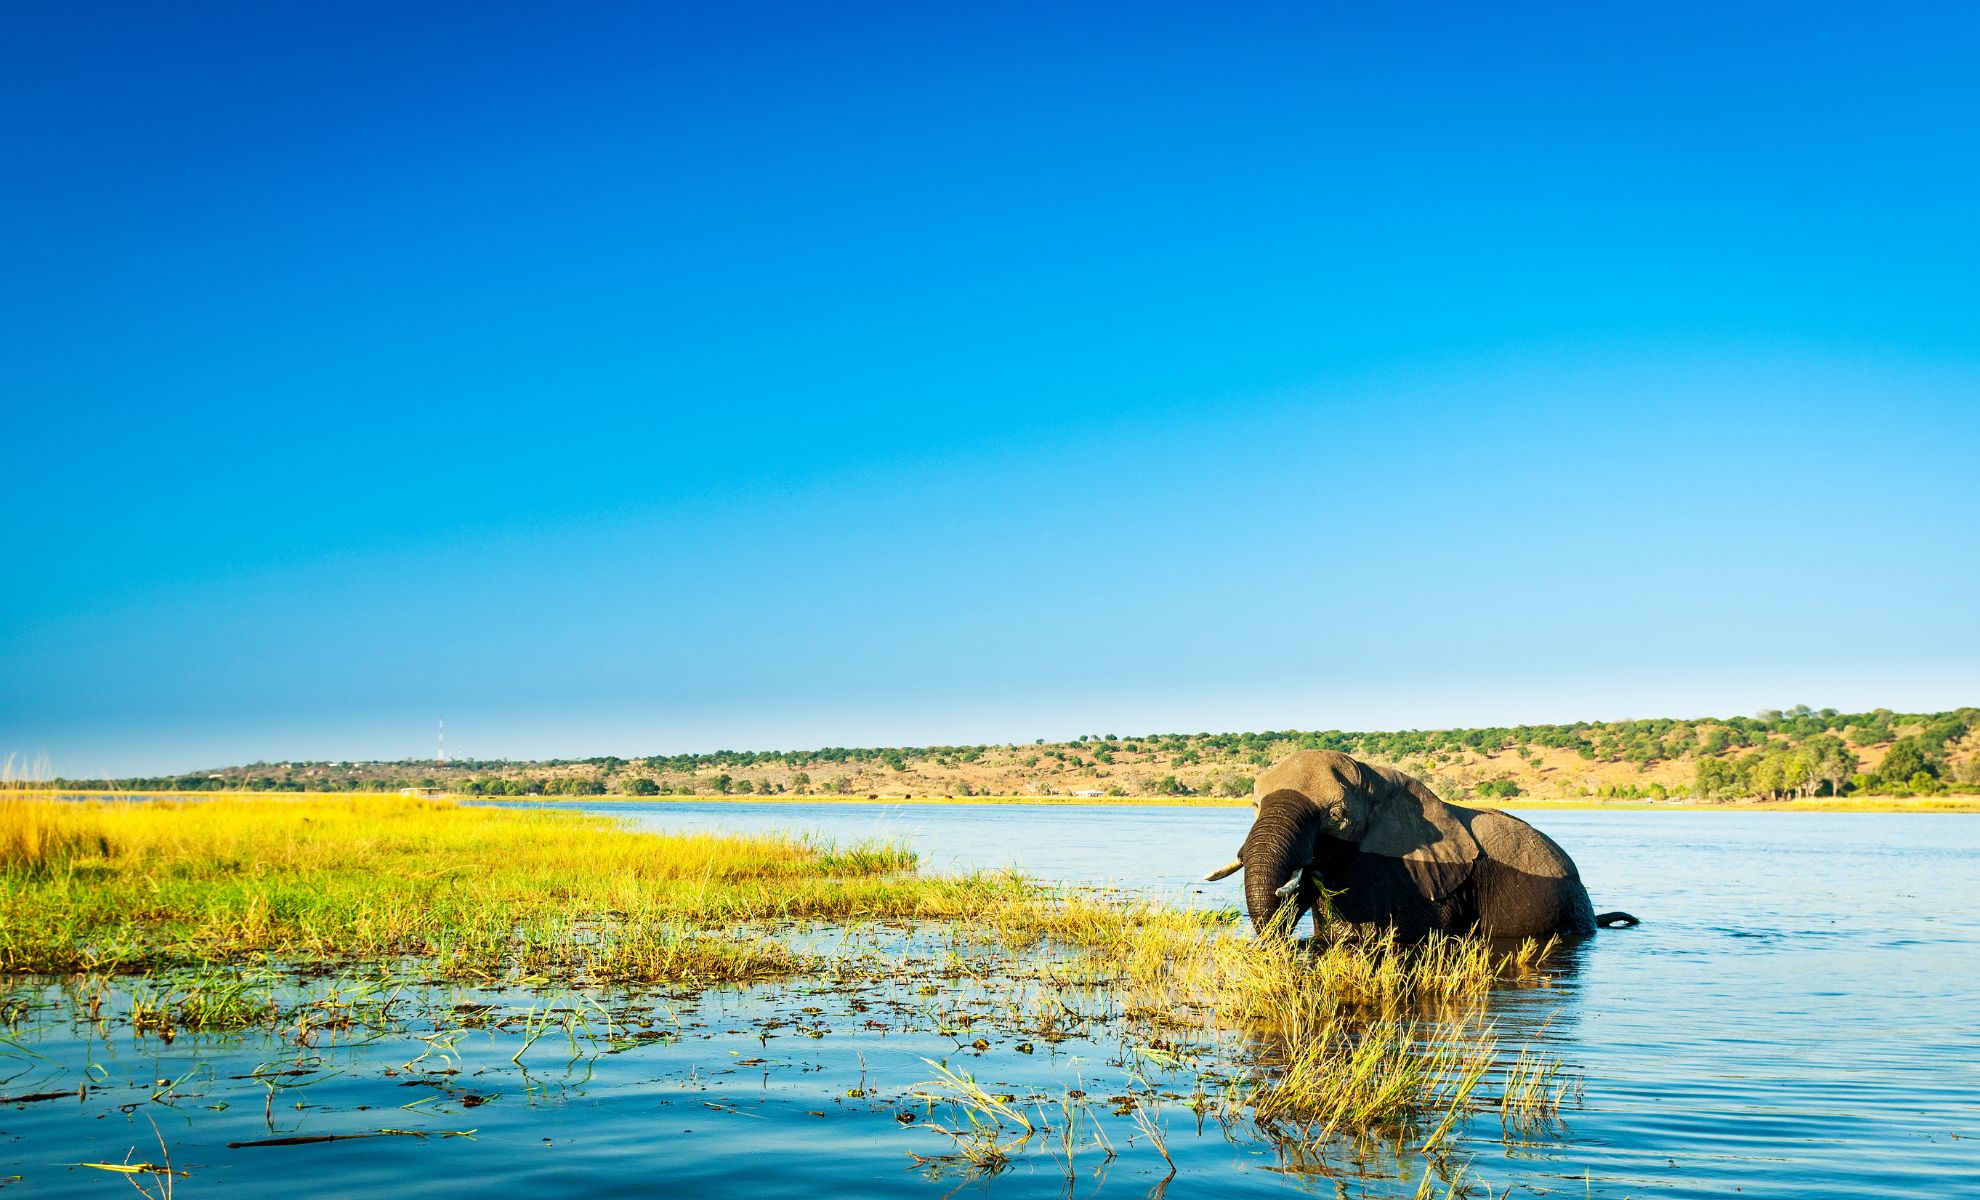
[{"x1": 1595, "y1": 911, "x2": 1640, "y2": 928}]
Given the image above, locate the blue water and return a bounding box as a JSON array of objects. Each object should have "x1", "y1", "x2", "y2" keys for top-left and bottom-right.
[
  {"x1": 504, "y1": 801, "x2": 1980, "y2": 1197},
  {"x1": 5, "y1": 803, "x2": 1978, "y2": 1197}
]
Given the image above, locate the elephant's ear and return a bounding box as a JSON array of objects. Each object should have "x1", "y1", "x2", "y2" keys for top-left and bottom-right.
[{"x1": 1357, "y1": 774, "x2": 1480, "y2": 904}]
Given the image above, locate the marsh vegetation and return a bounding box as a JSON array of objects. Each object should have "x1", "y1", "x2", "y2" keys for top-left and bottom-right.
[{"x1": 4, "y1": 791, "x2": 1587, "y2": 1196}]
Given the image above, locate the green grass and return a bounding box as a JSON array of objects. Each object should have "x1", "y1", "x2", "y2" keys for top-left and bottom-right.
[
  {"x1": 4, "y1": 788, "x2": 1576, "y2": 1168},
  {"x1": 0, "y1": 792, "x2": 1018, "y2": 981}
]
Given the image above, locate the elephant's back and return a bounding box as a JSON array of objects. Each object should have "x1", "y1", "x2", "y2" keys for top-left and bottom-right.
[
  {"x1": 1466, "y1": 809, "x2": 1580, "y2": 880},
  {"x1": 1461, "y1": 808, "x2": 1596, "y2": 937}
]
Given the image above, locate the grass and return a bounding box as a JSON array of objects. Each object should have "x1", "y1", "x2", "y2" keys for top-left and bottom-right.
[
  {"x1": 1468, "y1": 793, "x2": 1980, "y2": 813},
  {"x1": 130, "y1": 968, "x2": 277, "y2": 1036},
  {"x1": 5, "y1": 788, "x2": 1577, "y2": 1180},
  {"x1": 0, "y1": 791, "x2": 112, "y2": 876},
  {"x1": 1011, "y1": 897, "x2": 1564, "y2": 1145},
  {"x1": 0, "y1": 791, "x2": 1015, "y2": 981},
  {"x1": 910, "y1": 1059, "x2": 1040, "y2": 1173},
  {"x1": 968, "y1": 891, "x2": 1551, "y2": 1029},
  {"x1": 1499, "y1": 1042, "x2": 1579, "y2": 1134},
  {"x1": 45, "y1": 787, "x2": 1255, "y2": 808},
  {"x1": 1249, "y1": 1016, "x2": 1492, "y2": 1144}
]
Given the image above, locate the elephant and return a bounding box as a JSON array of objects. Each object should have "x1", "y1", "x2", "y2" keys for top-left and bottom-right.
[{"x1": 1203, "y1": 750, "x2": 1637, "y2": 939}]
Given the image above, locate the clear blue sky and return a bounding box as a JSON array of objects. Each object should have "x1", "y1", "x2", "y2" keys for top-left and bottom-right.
[{"x1": 5, "y1": 2, "x2": 1977, "y2": 776}]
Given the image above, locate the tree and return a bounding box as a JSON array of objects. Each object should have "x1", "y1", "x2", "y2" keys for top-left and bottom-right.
[
  {"x1": 1694, "y1": 757, "x2": 1737, "y2": 801},
  {"x1": 1777, "y1": 751, "x2": 1811, "y2": 800},
  {"x1": 1876, "y1": 738, "x2": 1935, "y2": 785},
  {"x1": 626, "y1": 777, "x2": 660, "y2": 796},
  {"x1": 1847, "y1": 711, "x2": 1896, "y2": 747},
  {"x1": 1919, "y1": 714, "x2": 1970, "y2": 754},
  {"x1": 1804, "y1": 735, "x2": 1858, "y2": 797}
]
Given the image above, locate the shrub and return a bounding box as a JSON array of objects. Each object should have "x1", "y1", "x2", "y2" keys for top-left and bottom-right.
[{"x1": 1215, "y1": 774, "x2": 1254, "y2": 798}]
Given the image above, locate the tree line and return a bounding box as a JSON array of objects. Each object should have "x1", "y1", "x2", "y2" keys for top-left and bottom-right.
[
  {"x1": 1694, "y1": 731, "x2": 1978, "y2": 801},
  {"x1": 36, "y1": 706, "x2": 1976, "y2": 798}
]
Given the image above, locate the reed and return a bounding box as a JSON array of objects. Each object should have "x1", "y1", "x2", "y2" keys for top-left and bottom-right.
[
  {"x1": 957, "y1": 890, "x2": 1568, "y2": 1151},
  {"x1": 1498, "y1": 1042, "x2": 1579, "y2": 1133},
  {"x1": 910, "y1": 1059, "x2": 1038, "y2": 1175},
  {"x1": 0, "y1": 791, "x2": 111, "y2": 876},
  {"x1": 0, "y1": 792, "x2": 1001, "y2": 982},
  {"x1": 1250, "y1": 1015, "x2": 1492, "y2": 1139},
  {"x1": 971, "y1": 891, "x2": 1549, "y2": 1024}
]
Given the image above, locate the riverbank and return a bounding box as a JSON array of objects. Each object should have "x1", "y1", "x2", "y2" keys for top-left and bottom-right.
[
  {"x1": 21, "y1": 788, "x2": 1980, "y2": 813},
  {"x1": 1473, "y1": 793, "x2": 1980, "y2": 813}
]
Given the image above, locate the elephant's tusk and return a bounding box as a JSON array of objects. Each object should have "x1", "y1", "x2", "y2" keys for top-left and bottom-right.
[
  {"x1": 1202, "y1": 858, "x2": 1243, "y2": 882},
  {"x1": 1274, "y1": 874, "x2": 1303, "y2": 899}
]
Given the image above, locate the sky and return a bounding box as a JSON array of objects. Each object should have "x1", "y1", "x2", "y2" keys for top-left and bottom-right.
[{"x1": 4, "y1": 2, "x2": 1978, "y2": 776}]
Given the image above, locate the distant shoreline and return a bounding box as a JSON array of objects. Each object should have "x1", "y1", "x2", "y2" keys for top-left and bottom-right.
[
  {"x1": 474, "y1": 793, "x2": 1980, "y2": 814},
  {"x1": 20, "y1": 789, "x2": 1980, "y2": 814}
]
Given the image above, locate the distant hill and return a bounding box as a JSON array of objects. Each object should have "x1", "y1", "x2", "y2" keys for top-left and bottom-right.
[{"x1": 52, "y1": 706, "x2": 1980, "y2": 803}]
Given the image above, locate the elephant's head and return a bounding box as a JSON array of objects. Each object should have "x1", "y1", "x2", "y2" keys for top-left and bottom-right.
[{"x1": 1207, "y1": 750, "x2": 1482, "y2": 936}]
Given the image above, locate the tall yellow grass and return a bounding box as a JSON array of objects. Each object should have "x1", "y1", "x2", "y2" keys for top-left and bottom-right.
[
  {"x1": 953, "y1": 890, "x2": 1568, "y2": 1149},
  {"x1": 0, "y1": 791, "x2": 981, "y2": 980},
  {"x1": 0, "y1": 791, "x2": 111, "y2": 875}
]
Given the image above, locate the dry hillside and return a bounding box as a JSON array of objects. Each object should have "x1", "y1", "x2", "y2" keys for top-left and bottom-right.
[{"x1": 64, "y1": 706, "x2": 1980, "y2": 803}]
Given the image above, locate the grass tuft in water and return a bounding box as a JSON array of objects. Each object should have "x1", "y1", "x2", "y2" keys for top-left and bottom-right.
[{"x1": 129, "y1": 969, "x2": 278, "y2": 1037}]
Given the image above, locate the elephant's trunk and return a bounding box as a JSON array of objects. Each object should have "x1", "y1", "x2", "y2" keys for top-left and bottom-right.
[{"x1": 1242, "y1": 793, "x2": 1320, "y2": 937}]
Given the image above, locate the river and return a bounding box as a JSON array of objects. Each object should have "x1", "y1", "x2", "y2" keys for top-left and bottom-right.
[
  {"x1": 514, "y1": 800, "x2": 1980, "y2": 1197},
  {"x1": 4, "y1": 801, "x2": 1977, "y2": 1197}
]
